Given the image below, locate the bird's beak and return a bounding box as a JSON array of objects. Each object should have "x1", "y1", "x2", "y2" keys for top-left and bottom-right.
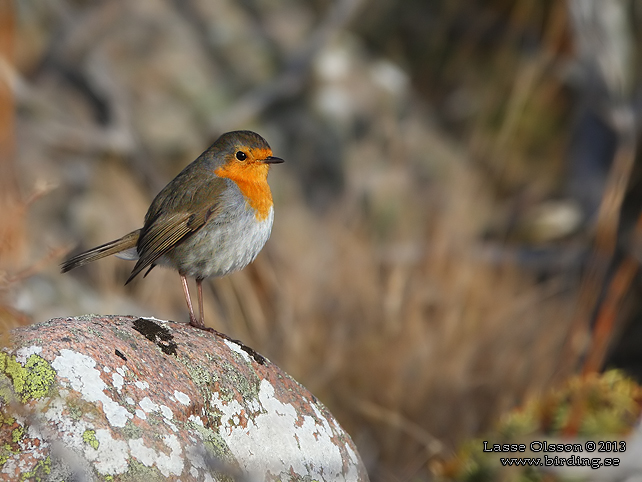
[{"x1": 262, "y1": 156, "x2": 284, "y2": 164}]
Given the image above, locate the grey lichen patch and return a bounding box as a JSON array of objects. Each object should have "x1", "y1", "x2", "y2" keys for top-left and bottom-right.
[
  {"x1": 114, "y1": 329, "x2": 137, "y2": 344},
  {"x1": 86, "y1": 326, "x2": 104, "y2": 338},
  {"x1": 70, "y1": 406, "x2": 86, "y2": 422},
  {"x1": 180, "y1": 357, "x2": 215, "y2": 386},
  {"x1": 123, "y1": 457, "x2": 167, "y2": 482},
  {"x1": 191, "y1": 422, "x2": 238, "y2": 470},
  {"x1": 121, "y1": 421, "x2": 144, "y2": 440},
  {"x1": 65, "y1": 394, "x2": 89, "y2": 421},
  {"x1": 275, "y1": 472, "x2": 320, "y2": 482},
  {"x1": 68, "y1": 327, "x2": 89, "y2": 340},
  {"x1": 146, "y1": 413, "x2": 163, "y2": 428},
  {"x1": 215, "y1": 363, "x2": 260, "y2": 405},
  {"x1": 214, "y1": 471, "x2": 236, "y2": 482},
  {"x1": 0, "y1": 372, "x2": 16, "y2": 405},
  {"x1": 204, "y1": 352, "x2": 218, "y2": 363},
  {"x1": 178, "y1": 357, "x2": 219, "y2": 405},
  {"x1": 63, "y1": 390, "x2": 109, "y2": 422},
  {"x1": 75, "y1": 314, "x2": 103, "y2": 322}
]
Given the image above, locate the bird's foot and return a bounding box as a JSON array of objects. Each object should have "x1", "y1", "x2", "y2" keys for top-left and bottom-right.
[
  {"x1": 188, "y1": 320, "x2": 266, "y2": 365},
  {"x1": 189, "y1": 318, "x2": 217, "y2": 333}
]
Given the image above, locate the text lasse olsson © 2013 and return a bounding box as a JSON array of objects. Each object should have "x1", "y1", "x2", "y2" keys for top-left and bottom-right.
[
  {"x1": 483, "y1": 440, "x2": 626, "y2": 453},
  {"x1": 483, "y1": 441, "x2": 624, "y2": 471}
]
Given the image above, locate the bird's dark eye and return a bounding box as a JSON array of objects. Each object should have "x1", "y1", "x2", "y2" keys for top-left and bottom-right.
[{"x1": 236, "y1": 151, "x2": 247, "y2": 161}]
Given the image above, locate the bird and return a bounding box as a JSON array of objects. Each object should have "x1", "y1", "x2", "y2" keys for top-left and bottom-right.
[{"x1": 61, "y1": 130, "x2": 284, "y2": 331}]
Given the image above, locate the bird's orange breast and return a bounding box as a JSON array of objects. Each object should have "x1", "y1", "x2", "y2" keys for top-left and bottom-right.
[{"x1": 214, "y1": 160, "x2": 273, "y2": 221}]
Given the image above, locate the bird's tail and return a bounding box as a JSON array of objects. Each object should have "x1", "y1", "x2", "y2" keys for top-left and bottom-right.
[{"x1": 61, "y1": 229, "x2": 141, "y2": 273}]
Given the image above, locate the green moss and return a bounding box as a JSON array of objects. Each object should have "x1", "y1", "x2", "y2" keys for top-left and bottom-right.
[
  {"x1": 441, "y1": 370, "x2": 642, "y2": 482},
  {"x1": 0, "y1": 442, "x2": 19, "y2": 467},
  {"x1": 0, "y1": 412, "x2": 15, "y2": 426},
  {"x1": 19, "y1": 455, "x2": 51, "y2": 481},
  {"x1": 11, "y1": 426, "x2": 23, "y2": 443},
  {"x1": 83, "y1": 429, "x2": 99, "y2": 450},
  {"x1": 499, "y1": 369, "x2": 642, "y2": 438},
  {"x1": 0, "y1": 352, "x2": 56, "y2": 403}
]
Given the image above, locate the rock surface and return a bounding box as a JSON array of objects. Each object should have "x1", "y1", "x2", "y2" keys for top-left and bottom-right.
[{"x1": 0, "y1": 315, "x2": 368, "y2": 482}]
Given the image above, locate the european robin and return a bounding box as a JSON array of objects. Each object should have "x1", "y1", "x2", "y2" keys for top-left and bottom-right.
[{"x1": 61, "y1": 130, "x2": 283, "y2": 330}]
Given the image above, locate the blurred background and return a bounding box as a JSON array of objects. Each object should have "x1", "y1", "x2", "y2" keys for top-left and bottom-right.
[{"x1": 2, "y1": 0, "x2": 642, "y2": 480}]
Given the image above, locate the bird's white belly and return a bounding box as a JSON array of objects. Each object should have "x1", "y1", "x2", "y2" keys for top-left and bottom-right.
[{"x1": 161, "y1": 206, "x2": 274, "y2": 279}]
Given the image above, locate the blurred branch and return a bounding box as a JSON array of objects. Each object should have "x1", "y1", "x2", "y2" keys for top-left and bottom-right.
[
  {"x1": 582, "y1": 257, "x2": 637, "y2": 375},
  {"x1": 562, "y1": 109, "x2": 637, "y2": 372},
  {"x1": 43, "y1": 0, "x2": 125, "y2": 123},
  {"x1": 560, "y1": 0, "x2": 638, "y2": 374},
  {"x1": 34, "y1": 0, "x2": 166, "y2": 193},
  {"x1": 0, "y1": 0, "x2": 17, "y2": 199},
  {"x1": 3, "y1": 246, "x2": 69, "y2": 288},
  {"x1": 0, "y1": 27, "x2": 60, "y2": 328},
  {"x1": 490, "y1": 2, "x2": 561, "y2": 168},
  {"x1": 349, "y1": 398, "x2": 444, "y2": 459},
  {"x1": 210, "y1": 0, "x2": 365, "y2": 130},
  {"x1": 581, "y1": 208, "x2": 642, "y2": 375},
  {"x1": 171, "y1": 0, "x2": 256, "y2": 79},
  {"x1": 0, "y1": 1, "x2": 24, "y2": 273}
]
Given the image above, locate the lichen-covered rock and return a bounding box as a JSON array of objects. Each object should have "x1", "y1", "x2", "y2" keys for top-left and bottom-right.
[{"x1": 0, "y1": 316, "x2": 368, "y2": 482}]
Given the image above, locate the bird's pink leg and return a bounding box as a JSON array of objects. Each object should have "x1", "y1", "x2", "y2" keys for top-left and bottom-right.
[
  {"x1": 197, "y1": 278, "x2": 205, "y2": 328},
  {"x1": 180, "y1": 275, "x2": 201, "y2": 328}
]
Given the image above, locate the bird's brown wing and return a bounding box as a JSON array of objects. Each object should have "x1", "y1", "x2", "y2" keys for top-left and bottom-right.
[
  {"x1": 125, "y1": 201, "x2": 222, "y2": 284},
  {"x1": 125, "y1": 165, "x2": 229, "y2": 284}
]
